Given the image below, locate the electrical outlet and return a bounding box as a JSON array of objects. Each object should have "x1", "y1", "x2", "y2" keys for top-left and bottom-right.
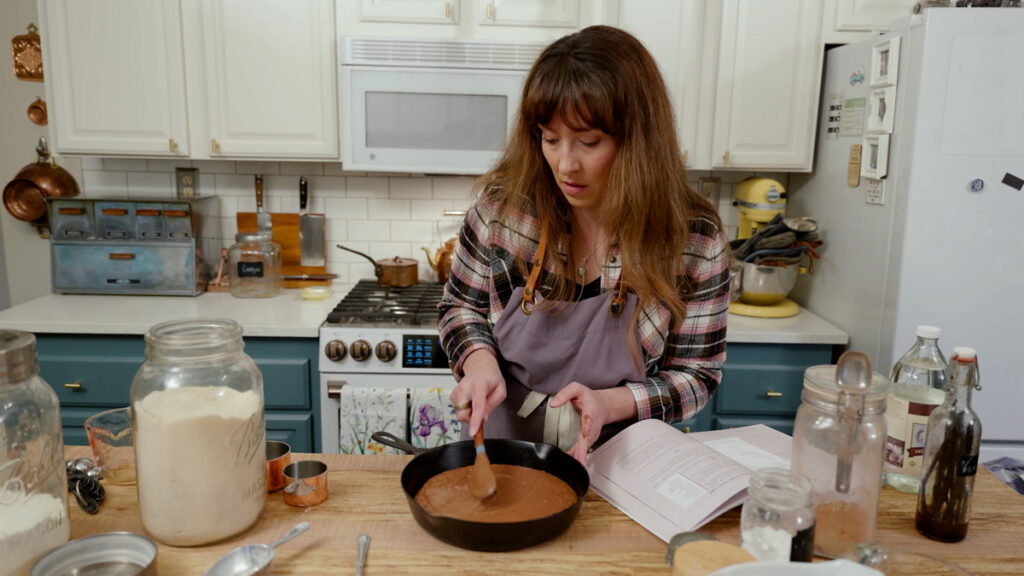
[
  {"x1": 698, "y1": 177, "x2": 721, "y2": 209},
  {"x1": 176, "y1": 167, "x2": 199, "y2": 199}
]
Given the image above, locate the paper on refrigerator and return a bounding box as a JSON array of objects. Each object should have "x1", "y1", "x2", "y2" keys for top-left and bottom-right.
[{"x1": 587, "y1": 419, "x2": 793, "y2": 542}]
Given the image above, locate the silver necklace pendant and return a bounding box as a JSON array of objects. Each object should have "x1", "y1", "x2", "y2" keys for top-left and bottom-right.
[{"x1": 577, "y1": 262, "x2": 587, "y2": 278}]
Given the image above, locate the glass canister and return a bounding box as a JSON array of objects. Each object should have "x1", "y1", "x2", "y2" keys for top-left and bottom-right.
[
  {"x1": 0, "y1": 331, "x2": 70, "y2": 576},
  {"x1": 228, "y1": 231, "x2": 282, "y2": 298},
  {"x1": 791, "y1": 361, "x2": 889, "y2": 558},
  {"x1": 740, "y1": 467, "x2": 816, "y2": 562},
  {"x1": 131, "y1": 319, "x2": 266, "y2": 546}
]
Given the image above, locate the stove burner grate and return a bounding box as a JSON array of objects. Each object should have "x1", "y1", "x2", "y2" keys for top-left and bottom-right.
[{"x1": 326, "y1": 280, "x2": 445, "y2": 325}]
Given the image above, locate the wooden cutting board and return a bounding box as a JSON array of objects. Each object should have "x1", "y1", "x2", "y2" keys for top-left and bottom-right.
[{"x1": 236, "y1": 212, "x2": 330, "y2": 288}]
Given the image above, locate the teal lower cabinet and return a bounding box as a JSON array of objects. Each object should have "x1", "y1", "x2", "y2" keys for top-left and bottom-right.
[
  {"x1": 36, "y1": 334, "x2": 320, "y2": 452},
  {"x1": 711, "y1": 342, "x2": 835, "y2": 435}
]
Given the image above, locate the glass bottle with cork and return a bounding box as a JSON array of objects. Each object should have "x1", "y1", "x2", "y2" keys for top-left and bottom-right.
[
  {"x1": 884, "y1": 325, "x2": 948, "y2": 493},
  {"x1": 916, "y1": 346, "x2": 982, "y2": 543}
]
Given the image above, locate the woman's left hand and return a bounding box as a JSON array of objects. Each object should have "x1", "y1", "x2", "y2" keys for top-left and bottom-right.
[{"x1": 549, "y1": 382, "x2": 608, "y2": 465}]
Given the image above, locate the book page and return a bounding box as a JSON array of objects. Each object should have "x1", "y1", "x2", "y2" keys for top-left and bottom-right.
[{"x1": 587, "y1": 420, "x2": 793, "y2": 542}]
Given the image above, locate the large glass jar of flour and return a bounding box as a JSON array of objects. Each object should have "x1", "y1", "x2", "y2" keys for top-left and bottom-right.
[
  {"x1": 131, "y1": 319, "x2": 266, "y2": 546},
  {"x1": 0, "y1": 330, "x2": 70, "y2": 576}
]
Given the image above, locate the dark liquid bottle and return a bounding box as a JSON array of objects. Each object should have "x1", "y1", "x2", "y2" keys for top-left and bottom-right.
[{"x1": 915, "y1": 347, "x2": 982, "y2": 542}]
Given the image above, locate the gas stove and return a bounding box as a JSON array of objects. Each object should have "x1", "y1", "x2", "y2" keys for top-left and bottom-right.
[{"x1": 323, "y1": 280, "x2": 445, "y2": 326}]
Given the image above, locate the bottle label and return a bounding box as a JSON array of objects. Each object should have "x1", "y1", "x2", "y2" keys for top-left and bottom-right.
[
  {"x1": 237, "y1": 261, "x2": 265, "y2": 278},
  {"x1": 957, "y1": 454, "x2": 979, "y2": 477},
  {"x1": 884, "y1": 389, "x2": 943, "y2": 475}
]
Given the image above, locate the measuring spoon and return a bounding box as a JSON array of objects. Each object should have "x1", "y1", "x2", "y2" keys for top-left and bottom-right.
[{"x1": 205, "y1": 521, "x2": 309, "y2": 576}]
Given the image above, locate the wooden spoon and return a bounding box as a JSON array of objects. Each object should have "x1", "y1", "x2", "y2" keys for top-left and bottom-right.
[{"x1": 468, "y1": 427, "x2": 497, "y2": 500}]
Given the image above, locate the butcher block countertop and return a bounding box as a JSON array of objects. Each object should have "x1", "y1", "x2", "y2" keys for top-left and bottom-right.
[{"x1": 62, "y1": 447, "x2": 1023, "y2": 575}]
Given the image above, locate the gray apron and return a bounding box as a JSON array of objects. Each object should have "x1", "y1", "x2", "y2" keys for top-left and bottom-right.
[{"x1": 470, "y1": 227, "x2": 646, "y2": 451}]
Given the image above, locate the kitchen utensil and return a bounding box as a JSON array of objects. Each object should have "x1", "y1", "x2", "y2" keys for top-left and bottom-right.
[
  {"x1": 834, "y1": 351, "x2": 872, "y2": 493},
  {"x1": 336, "y1": 245, "x2": 419, "y2": 287},
  {"x1": 422, "y1": 237, "x2": 457, "y2": 284},
  {"x1": 84, "y1": 407, "x2": 135, "y2": 485},
  {"x1": 266, "y1": 441, "x2": 291, "y2": 493},
  {"x1": 298, "y1": 177, "x2": 326, "y2": 268},
  {"x1": 283, "y1": 273, "x2": 338, "y2": 281},
  {"x1": 3, "y1": 137, "x2": 80, "y2": 223},
  {"x1": 468, "y1": 427, "x2": 497, "y2": 499},
  {"x1": 205, "y1": 521, "x2": 309, "y2": 576},
  {"x1": 282, "y1": 460, "x2": 329, "y2": 507},
  {"x1": 12, "y1": 23, "x2": 43, "y2": 81},
  {"x1": 731, "y1": 261, "x2": 802, "y2": 306},
  {"x1": 355, "y1": 534, "x2": 370, "y2": 576},
  {"x1": 254, "y1": 175, "x2": 270, "y2": 233},
  {"x1": 30, "y1": 532, "x2": 157, "y2": 576},
  {"x1": 370, "y1": 431, "x2": 589, "y2": 552},
  {"x1": 28, "y1": 98, "x2": 47, "y2": 126}
]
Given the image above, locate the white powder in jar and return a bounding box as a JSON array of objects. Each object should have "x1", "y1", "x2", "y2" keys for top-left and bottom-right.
[
  {"x1": 135, "y1": 386, "x2": 266, "y2": 546},
  {"x1": 740, "y1": 525, "x2": 793, "y2": 562},
  {"x1": 0, "y1": 492, "x2": 69, "y2": 576}
]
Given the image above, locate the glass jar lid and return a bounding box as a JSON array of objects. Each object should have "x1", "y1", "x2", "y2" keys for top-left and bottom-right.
[
  {"x1": 0, "y1": 330, "x2": 38, "y2": 385},
  {"x1": 802, "y1": 364, "x2": 889, "y2": 410}
]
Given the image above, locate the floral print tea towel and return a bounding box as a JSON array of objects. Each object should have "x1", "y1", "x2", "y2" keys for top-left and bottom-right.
[
  {"x1": 410, "y1": 387, "x2": 461, "y2": 450},
  {"x1": 338, "y1": 384, "x2": 406, "y2": 455}
]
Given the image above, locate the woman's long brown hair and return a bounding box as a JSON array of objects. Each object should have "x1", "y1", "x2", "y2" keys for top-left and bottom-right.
[{"x1": 478, "y1": 25, "x2": 722, "y2": 331}]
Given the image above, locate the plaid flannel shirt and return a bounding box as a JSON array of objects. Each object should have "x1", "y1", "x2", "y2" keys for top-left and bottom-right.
[{"x1": 438, "y1": 194, "x2": 730, "y2": 424}]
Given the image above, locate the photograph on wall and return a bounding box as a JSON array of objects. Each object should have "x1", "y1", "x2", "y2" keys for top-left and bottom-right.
[
  {"x1": 871, "y1": 36, "x2": 900, "y2": 87},
  {"x1": 861, "y1": 134, "x2": 890, "y2": 180},
  {"x1": 867, "y1": 86, "x2": 897, "y2": 134}
]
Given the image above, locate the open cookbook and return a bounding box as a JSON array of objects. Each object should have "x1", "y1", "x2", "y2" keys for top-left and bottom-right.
[{"x1": 587, "y1": 419, "x2": 794, "y2": 542}]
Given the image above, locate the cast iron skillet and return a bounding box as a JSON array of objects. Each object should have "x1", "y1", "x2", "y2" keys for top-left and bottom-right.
[{"x1": 371, "y1": 431, "x2": 590, "y2": 552}]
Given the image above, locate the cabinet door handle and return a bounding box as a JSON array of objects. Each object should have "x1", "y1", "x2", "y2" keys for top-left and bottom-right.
[
  {"x1": 211, "y1": 138, "x2": 220, "y2": 153},
  {"x1": 722, "y1": 150, "x2": 730, "y2": 164},
  {"x1": 169, "y1": 138, "x2": 178, "y2": 152},
  {"x1": 486, "y1": 2, "x2": 494, "y2": 19},
  {"x1": 64, "y1": 381, "x2": 82, "y2": 390},
  {"x1": 765, "y1": 390, "x2": 783, "y2": 398},
  {"x1": 109, "y1": 253, "x2": 136, "y2": 260},
  {"x1": 683, "y1": 149, "x2": 689, "y2": 166},
  {"x1": 682, "y1": 426, "x2": 691, "y2": 433},
  {"x1": 327, "y1": 381, "x2": 348, "y2": 399},
  {"x1": 445, "y1": 1, "x2": 451, "y2": 18}
]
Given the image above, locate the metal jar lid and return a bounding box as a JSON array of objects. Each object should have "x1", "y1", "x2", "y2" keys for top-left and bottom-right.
[
  {"x1": 235, "y1": 231, "x2": 274, "y2": 244},
  {"x1": 0, "y1": 330, "x2": 39, "y2": 386}
]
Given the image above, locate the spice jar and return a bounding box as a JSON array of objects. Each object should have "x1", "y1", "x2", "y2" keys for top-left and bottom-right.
[
  {"x1": 131, "y1": 319, "x2": 266, "y2": 546},
  {"x1": 228, "y1": 232, "x2": 282, "y2": 298},
  {"x1": 791, "y1": 361, "x2": 888, "y2": 558},
  {"x1": 740, "y1": 467, "x2": 816, "y2": 562},
  {"x1": 0, "y1": 330, "x2": 70, "y2": 575}
]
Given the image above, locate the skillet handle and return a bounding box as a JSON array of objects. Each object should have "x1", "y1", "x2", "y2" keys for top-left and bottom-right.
[{"x1": 371, "y1": 431, "x2": 425, "y2": 455}]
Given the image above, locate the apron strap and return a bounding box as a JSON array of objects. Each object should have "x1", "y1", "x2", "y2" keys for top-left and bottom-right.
[
  {"x1": 521, "y1": 224, "x2": 548, "y2": 315},
  {"x1": 517, "y1": 390, "x2": 580, "y2": 452}
]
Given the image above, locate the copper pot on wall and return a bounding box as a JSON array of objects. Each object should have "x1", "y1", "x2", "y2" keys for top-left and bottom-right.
[
  {"x1": 336, "y1": 244, "x2": 419, "y2": 287},
  {"x1": 3, "y1": 137, "x2": 80, "y2": 223}
]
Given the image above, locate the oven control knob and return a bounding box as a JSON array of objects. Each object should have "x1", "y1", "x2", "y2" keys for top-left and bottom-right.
[
  {"x1": 350, "y1": 339, "x2": 372, "y2": 362},
  {"x1": 375, "y1": 340, "x2": 397, "y2": 363},
  {"x1": 324, "y1": 339, "x2": 347, "y2": 362}
]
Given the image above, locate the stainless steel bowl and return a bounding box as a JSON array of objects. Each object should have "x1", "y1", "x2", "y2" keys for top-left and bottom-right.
[
  {"x1": 31, "y1": 532, "x2": 157, "y2": 576},
  {"x1": 731, "y1": 261, "x2": 801, "y2": 306}
]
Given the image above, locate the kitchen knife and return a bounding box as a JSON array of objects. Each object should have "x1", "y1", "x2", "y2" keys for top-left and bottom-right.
[
  {"x1": 255, "y1": 174, "x2": 271, "y2": 233},
  {"x1": 298, "y1": 177, "x2": 327, "y2": 267}
]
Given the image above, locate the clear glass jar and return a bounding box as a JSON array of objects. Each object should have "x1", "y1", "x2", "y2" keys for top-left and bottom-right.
[
  {"x1": 0, "y1": 330, "x2": 70, "y2": 575},
  {"x1": 228, "y1": 232, "x2": 282, "y2": 298},
  {"x1": 130, "y1": 319, "x2": 266, "y2": 546},
  {"x1": 740, "y1": 467, "x2": 816, "y2": 562},
  {"x1": 791, "y1": 363, "x2": 888, "y2": 558}
]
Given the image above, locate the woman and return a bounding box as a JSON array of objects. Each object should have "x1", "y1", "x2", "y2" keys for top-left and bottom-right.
[{"x1": 439, "y1": 25, "x2": 730, "y2": 464}]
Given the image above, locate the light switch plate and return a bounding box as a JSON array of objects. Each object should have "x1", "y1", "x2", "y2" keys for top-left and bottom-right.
[{"x1": 698, "y1": 177, "x2": 721, "y2": 211}]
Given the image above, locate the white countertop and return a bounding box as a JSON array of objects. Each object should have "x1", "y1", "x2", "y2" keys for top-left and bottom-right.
[{"x1": 0, "y1": 290, "x2": 848, "y2": 345}]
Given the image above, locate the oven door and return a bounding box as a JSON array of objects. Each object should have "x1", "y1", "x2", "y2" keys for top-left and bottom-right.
[{"x1": 320, "y1": 373, "x2": 459, "y2": 454}]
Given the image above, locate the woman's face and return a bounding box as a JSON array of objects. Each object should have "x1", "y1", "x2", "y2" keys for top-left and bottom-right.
[{"x1": 538, "y1": 112, "x2": 618, "y2": 215}]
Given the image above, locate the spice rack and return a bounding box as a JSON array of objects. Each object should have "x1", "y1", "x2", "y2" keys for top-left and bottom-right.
[{"x1": 236, "y1": 212, "x2": 330, "y2": 288}]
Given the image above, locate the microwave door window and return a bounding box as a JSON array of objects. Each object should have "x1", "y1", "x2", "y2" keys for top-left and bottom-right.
[{"x1": 366, "y1": 92, "x2": 507, "y2": 151}]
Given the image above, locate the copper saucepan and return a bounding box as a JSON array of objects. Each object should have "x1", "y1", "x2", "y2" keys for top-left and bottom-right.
[
  {"x1": 336, "y1": 244, "x2": 418, "y2": 287},
  {"x1": 3, "y1": 137, "x2": 80, "y2": 223}
]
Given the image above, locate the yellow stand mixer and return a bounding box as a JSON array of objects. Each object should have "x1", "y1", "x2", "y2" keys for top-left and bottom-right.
[{"x1": 730, "y1": 178, "x2": 800, "y2": 318}]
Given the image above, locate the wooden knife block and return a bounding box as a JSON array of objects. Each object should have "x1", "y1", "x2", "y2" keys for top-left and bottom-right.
[{"x1": 236, "y1": 212, "x2": 330, "y2": 288}]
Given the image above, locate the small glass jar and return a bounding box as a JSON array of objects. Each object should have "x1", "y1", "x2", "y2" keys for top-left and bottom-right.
[
  {"x1": 228, "y1": 232, "x2": 282, "y2": 298},
  {"x1": 792, "y1": 364, "x2": 889, "y2": 558},
  {"x1": 131, "y1": 319, "x2": 266, "y2": 546},
  {"x1": 740, "y1": 467, "x2": 816, "y2": 562},
  {"x1": 0, "y1": 330, "x2": 70, "y2": 574}
]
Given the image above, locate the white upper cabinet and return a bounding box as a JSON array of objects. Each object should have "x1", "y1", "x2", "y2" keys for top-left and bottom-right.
[
  {"x1": 39, "y1": 0, "x2": 338, "y2": 159},
  {"x1": 197, "y1": 0, "x2": 338, "y2": 158},
  {"x1": 40, "y1": 0, "x2": 190, "y2": 156},
  {"x1": 359, "y1": 0, "x2": 460, "y2": 24},
  {"x1": 822, "y1": 0, "x2": 918, "y2": 45},
  {"x1": 710, "y1": 0, "x2": 823, "y2": 171},
  {"x1": 476, "y1": 0, "x2": 579, "y2": 27}
]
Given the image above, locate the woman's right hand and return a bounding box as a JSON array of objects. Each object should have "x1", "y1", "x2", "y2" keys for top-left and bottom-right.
[{"x1": 451, "y1": 349, "x2": 506, "y2": 436}]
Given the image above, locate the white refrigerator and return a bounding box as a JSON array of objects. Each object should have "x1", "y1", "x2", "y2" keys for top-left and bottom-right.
[{"x1": 788, "y1": 8, "x2": 1024, "y2": 461}]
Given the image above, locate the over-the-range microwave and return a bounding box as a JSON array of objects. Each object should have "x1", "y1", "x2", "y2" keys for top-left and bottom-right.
[{"x1": 339, "y1": 36, "x2": 546, "y2": 175}]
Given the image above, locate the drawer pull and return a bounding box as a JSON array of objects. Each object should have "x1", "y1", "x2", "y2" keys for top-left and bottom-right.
[
  {"x1": 109, "y1": 253, "x2": 136, "y2": 260},
  {"x1": 58, "y1": 207, "x2": 85, "y2": 215},
  {"x1": 165, "y1": 210, "x2": 188, "y2": 218},
  {"x1": 64, "y1": 381, "x2": 82, "y2": 390},
  {"x1": 101, "y1": 208, "x2": 128, "y2": 216},
  {"x1": 136, "y1": 209, "x2": 161, "y2": 216},
  {"x1": 682, "y1": 426, "x2": 691, "y2": 434},
  {"x1": 765, "y1": 390, "x2": 783, "y2": 398}
]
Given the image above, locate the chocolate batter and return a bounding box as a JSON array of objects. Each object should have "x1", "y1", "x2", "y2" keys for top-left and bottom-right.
[{"x1": 415, "y1": 464, "x2": 578, "y2": 522}]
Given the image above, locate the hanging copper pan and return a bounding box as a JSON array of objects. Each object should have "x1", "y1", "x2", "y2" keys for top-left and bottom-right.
[{"x1": 3, "y1": 137, "x2": 80, "y2": 223}]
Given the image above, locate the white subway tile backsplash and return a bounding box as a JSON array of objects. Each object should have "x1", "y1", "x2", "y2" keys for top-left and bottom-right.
[
  {"x1": 310, "y1": 176, "x2": 346, "y2": 198},
  {"x1": 368, "y1": 241, "x2": 413, "y2": 259},
  {"x1": 409, "y1": 199, "x2": 454, "y2": 221},
  {"x1": 368, "y1": 198, "x2": 409, "y2": 220},
  {"x1": 215, "y1": 174, "x2": 257, "y2": 198},
  {"x1": 280, "y1": 162, "x2": 323, "y2": 176},
  {"x1": 390, "y1": 219, "x2": 434, "y2": 242},
  {"x1": 389, "y1": 177, "x2": 431, "y2": 200},
  {"x1": 236, "y1": 161, "x2": 280, "y2": 175},
  {"x1": 325, "y1": 219, "x2": 348, "y2": 243},
  {"x1": 146, "y1": 159, "x2": 193, "y2": 172},
  {"x1": 80, "y1": 157, "x2": 104, "y2": 170},
  {"x1": 192, "y1": 160, "x2": 237, "y2": 174},
  {"x1": 345, "y1": 176, "x2": 388, "y2": 199},
  {"x1": 432, "y1": 176, "x2": 477, "y2": 201},
  {"x1": 103, "y1": 158, "x2": 148, "y2": 171},
  {"x1": 325, "y1": 198, "x2": 367, "y2": 220},
  {"x1": 82, "y1": 170, "x2": 128, "y2": 197},
  {"x1": 126, "y1": 171, "x2": 175, "y2": 197},
  {"x1": 324, "y1": 162, "x2": 346, "y2": 176},
  {"x1": 348, "y1": 220, "x2": 391, "y2": 242}
]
